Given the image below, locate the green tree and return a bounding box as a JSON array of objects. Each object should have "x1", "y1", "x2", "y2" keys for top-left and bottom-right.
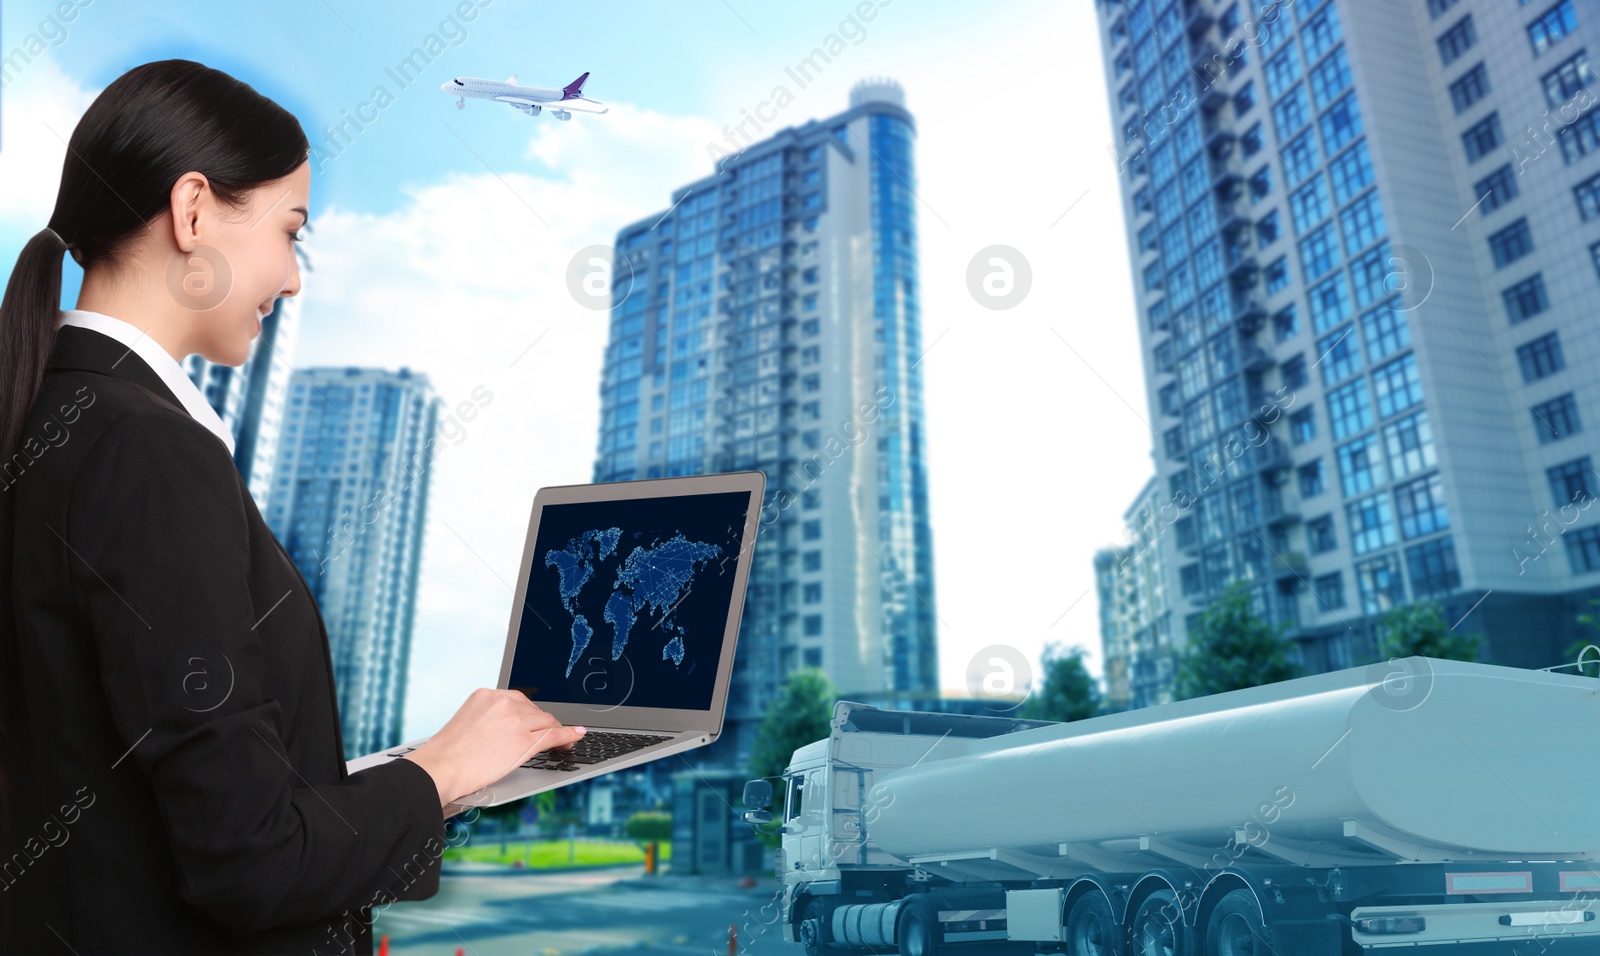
[
  {"x1": 1377, "y1": 600, "x2": 1482, "y2": 662},
  {"x1": 1019, "y1": 644, "x2": 1103, "y2": 722},
  {"x1": 1173, "y1": 580, "x2": 1303, "y2": 700},
  {"x1": 745, "y1": 667, "x2": 836, "y2": 848}
]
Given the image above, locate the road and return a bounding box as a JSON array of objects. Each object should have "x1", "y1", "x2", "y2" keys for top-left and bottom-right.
[{"x1": 374, "y1": 864, "x2": 800, "y2": 956}]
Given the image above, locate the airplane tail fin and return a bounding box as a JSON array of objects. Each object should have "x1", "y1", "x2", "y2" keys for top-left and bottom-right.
[{"x1": 562, "y1": 71, "x2": 590, "y2": 100}]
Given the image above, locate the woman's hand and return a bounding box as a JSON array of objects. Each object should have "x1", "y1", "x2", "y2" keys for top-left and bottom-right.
[{"x1": 403, "y1": 688, "x2": 586, "y2": 807}]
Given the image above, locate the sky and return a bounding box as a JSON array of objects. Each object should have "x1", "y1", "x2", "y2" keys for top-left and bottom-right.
[{"x1": 0, "y1": 0, "x2": 1157, "y2": 739}]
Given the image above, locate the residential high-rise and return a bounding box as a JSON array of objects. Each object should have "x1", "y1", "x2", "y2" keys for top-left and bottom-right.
[
  {"x1": 593, "y1": 79, "x2": 937, "y2": 768},
  {"x1": 1095, "y1": 477, "x2": 1174, "y2": 711},
  {"x1": 181, "y1": 290, "x2": 302, "y2": 511},
  {"x1": 264, "y1": 367, "x2": 440, "y2": 759},
  {"x1": 1092, "y1": 0, "x2": 1600, "y2": 698}
]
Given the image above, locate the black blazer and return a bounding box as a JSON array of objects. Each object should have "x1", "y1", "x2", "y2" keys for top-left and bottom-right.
[{"x1": 0, "y1": 325, "x2": 446, "y2": 955}]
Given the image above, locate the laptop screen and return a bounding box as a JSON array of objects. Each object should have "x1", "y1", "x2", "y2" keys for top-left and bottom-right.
[{"x1": 506, "y1": 490, "x2": 753, "y2": 712}]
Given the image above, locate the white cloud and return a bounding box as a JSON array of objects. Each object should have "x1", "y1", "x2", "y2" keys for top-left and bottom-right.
[{"x1": 0, "y1": 52, "x2": 99, "y2": 225}]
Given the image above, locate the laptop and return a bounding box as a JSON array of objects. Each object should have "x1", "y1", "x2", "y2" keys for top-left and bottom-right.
[{"x1": 346, "y1": 470, "x2": 766, "y2": 807}]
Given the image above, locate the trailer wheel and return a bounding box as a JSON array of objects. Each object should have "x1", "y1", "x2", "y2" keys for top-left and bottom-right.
[
  {"x1": 800, "y1": 898, "x2": 842, "y2": 956},
  {"x1": 898, "y1": 896, "x2": 943, "y2": 956},
  {"x1": 1203, "y1": 889, "x2": 1273, "y2": 956},
  {"x1": 1067, "y1": 890, "x2": 1127, "y2": 956},
  {"x1": 1130, "y1": 888, "x2": 1196, "y2": 956}
]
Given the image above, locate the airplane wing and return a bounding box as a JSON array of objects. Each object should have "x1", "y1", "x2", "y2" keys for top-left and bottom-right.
[{"x1": 493, "y1": 95, "x2": 607, "y2": 114}]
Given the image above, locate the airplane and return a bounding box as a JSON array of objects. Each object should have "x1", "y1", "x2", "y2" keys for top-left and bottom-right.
[{"x1": 440, "y1": 71, "x2": 608, "y2": 121}]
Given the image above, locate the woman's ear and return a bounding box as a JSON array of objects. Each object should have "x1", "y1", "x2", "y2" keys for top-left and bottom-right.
[{"x1": 168, "y1": 171, "x2": 211, "y2": 253}]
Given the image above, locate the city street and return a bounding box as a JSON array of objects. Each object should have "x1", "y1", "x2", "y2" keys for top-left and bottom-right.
[{"x1": 375, "y1": 865, "x2": 798, "y2": 956}]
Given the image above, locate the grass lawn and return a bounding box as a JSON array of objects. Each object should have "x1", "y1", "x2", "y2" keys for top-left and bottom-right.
[{"x1": 442, "y1": 838, "x2": 673, "y2": 868}]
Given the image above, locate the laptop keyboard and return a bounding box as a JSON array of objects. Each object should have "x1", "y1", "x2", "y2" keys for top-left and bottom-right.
[
  {"x1": 520, "y1": 731, "x2": 675, "y2": 771},
  {"x1": 385, "y1": 731, "x2": 674, "y2": 772}
]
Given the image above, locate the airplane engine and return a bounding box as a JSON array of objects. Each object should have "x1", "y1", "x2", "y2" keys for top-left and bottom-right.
[
  {"x1": 516, "y1": 102, "x2": 542, "y2": 117},
  {"x1": 552, "y1": 109, "x2": 572, "y2": 121},
  {"x1": 455, "y1": 97, "x2": 464, "y2": 110}
]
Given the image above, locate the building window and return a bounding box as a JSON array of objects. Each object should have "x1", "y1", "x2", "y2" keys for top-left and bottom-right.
[
  {"x1": 1341, "y1": 191, "x2": 1386, "y2": 254},
  {"x1": 1329, "y1": 140, "x2": 1374, "y2": 204},
  {"x1": 1282, "y1": 129, "x2": 1319, "y2": 181},
  {"x1": 1437, "y1": 15, "x2": 1476, "y2": 66},
  {"x1": 1346, "y1": 492, "x2": 1397, "y2": 555},
  {"x1": 1282, "y1": 354, "x2": 1309, "y2": 390},
  {"x1": 1356, "y1": 553, "x2": 1407, "y2": 615},
  {"x1": 1449, "y1": 62, "x2": 1491, "y2": 113},
  {"x1": 1528, "y1": 0, "x2": 1578, "y2": 57},
  {"x1": 1427, "y1": 0, "x2": 1459, "y2": 20},
  {"x1": 1291, "y1": 407, "x2": 1317, "y2": 445},
  {"x1": 1272, "y1": 84, "x2": 1310, "y2": 140},
  {"x1": 1234, "y1": 79, "x2": 1258, "y2": 115},
  {"x1": 1547, "y1": 456, "x2": 1598, "y2": 506},
  {"x1": 1314, "y1": 572, "x2": 1346, "y2": 609},
  {"x1": 1532, "y1": 393, "x2": 1581, "y2": 444},
  {"x1": 1384, "y1": 410, "x2": 1436, "y2": 479},
  {"x1": 1406, "y1": 536, "x2": 1460, "y2": 598},
  {"x1": 803, "y1": 550, "x2": 822, "y2": 571},
  {"x1": 1297, "y1": 460, "x2": 1326, "y2": 499},
  {"x1": 1541, "y1": 49, "x2": 1593, "y2": 108},
  {"x1": 1309, "y1": 515, "x2": 1338, "y2": 554},
  {"x1": 1317, "y1": 324, "x2": 1362, "y2": 386},
  {"x1": 1516, "y1": 331, "x2": 1565, "y2": 382},
  {"x1": 1502, "y1": 274, "x2": 1550, "y2": 324},
  {"x1": 1273, "y1": 304, "x2": 1299, "y2": 341},
  {"x1": 1265, "y1": 48, "x2": 1301, "y2": 99},
  {"x1": 803, "y1": 614, "x2": 823, "y2": 636},
  {"x1": 1327, "y1": 378, "x2": 1372, "y2": 441},
  {"x1": 1461, "y1": 113, "x2": 1502, "y2": 163},
  {"x1": 1576, "y1": 172, "x2": 1600, "y2": 221},
  {"x1": 802, "y1": 647, "x2": 823, "y2": 667},
  {"x1": 1395, "y1": 472, "x2": 1450, "y2": 540},
  {"x1": 803, "y1": 582, "x2": 822, "y2": 603},
  {"x1": 1488, "y1": 217, "x2": 1534, "y2": 268},
  {"x1": 1319, "y1": 91, "x2": 1364, "y2": 153},
  {"x1": 1566, "y1": 525, "x2": 1600, "y2": 573},
  {"x1": 1308, "y1": 273, "x2": 1352, "y2": 333},
  {"x1": 1303, "y1": 3, "x2": 1342, "y2": 59},
  {"x1": 1337, "y1": 433, "x2": 1386, "y2": 496},
  {"x1": 1249, "y1": 165, "x2": 1273, "y2": 203},
  {"x1": 1360, "y1": 302, "x2": 1410, "y2": 362},
  {"x1": 802, "y1": 519, "x2": 822, "y2": 541},
  {"x1": 1561, "y1": 111, "x2": 1600, "y2": 164},
  {"x1": 1311, "y1": 46, "x2": 1353, "y2": 108},
  {"x1": 1474, "y1": 164, "x2": 1519, "y2": 215},
  {"x1": 1290, "y1": 175, "x2": 1330, "y2": 234},
  {"x1": 1265, "y1": 255, "x2": 1289, "y2": 291},
  {"x1": 1372, "y1": 353, "x2": 1424, "y2": 419},
  {"x1": 1299, "y1": 223, "x2": 1340, "y2": 280}
]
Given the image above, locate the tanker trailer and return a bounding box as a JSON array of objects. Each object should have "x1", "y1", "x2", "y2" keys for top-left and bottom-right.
[{"x1": 741, "y1": 656, "x2": 1600, "y2": 955}]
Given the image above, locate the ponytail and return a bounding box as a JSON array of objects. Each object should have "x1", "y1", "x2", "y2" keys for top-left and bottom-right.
[{"x1": 0, "y1": 227, "x2": 71, "y2": 462}]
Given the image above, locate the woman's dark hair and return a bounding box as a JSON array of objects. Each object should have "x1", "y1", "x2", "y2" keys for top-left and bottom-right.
[
  {"x1": 0, "y1": 58, "x2": 309, "y2": 460},
  {"x1": 0, "y1": 59, "x2": 308, "y2": 791}
]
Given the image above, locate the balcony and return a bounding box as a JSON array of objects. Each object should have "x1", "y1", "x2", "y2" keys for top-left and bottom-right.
[
  {"x1": 1234, "y1": 298, "x2": 1267, "y2": 335},
  {"x1": 1240, "y1": 342, "x2": 1273, "y2": 372},
  {"x1": 1255, "y1": 436, "x2": 1292, "y2": 471},
  {"x1": 1272, "y1": 550, "x2": 1307, "y2": 579},
  {"x1": 1184, "y1": 0, "x2": 1215, "y2": 36},
  {"x1": 1262, "y1": 488, "x2": 1301, "y2": 527}
]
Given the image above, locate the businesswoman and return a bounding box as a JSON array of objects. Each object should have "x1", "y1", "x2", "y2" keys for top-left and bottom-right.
[{"x1": 0, "y1": 60, "x2": 585, "y2": 955}]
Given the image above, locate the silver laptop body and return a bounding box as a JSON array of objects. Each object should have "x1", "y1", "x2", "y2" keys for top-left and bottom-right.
[{"x1": 346, "y1": 470, "x2": 765, "y2": 807}]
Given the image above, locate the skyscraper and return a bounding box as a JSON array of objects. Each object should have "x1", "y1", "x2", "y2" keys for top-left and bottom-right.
[
  {"x1": 265, "y1": 367, "x2": 440, "y2": 759},
  {"x1": 1092, "y1": 0, "x2": 1600, "y2": 699},
  {"x1": 593, "y1": 80, "x2": 938, "y2": 768},
  {"x1": 181, "y1": 289, "x2": 301, "y2": 511}
]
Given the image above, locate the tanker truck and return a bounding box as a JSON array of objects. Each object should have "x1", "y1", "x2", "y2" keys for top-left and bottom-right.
[{"x1": 740, "y1": 657, "x2": 1600, "y2": 954}]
